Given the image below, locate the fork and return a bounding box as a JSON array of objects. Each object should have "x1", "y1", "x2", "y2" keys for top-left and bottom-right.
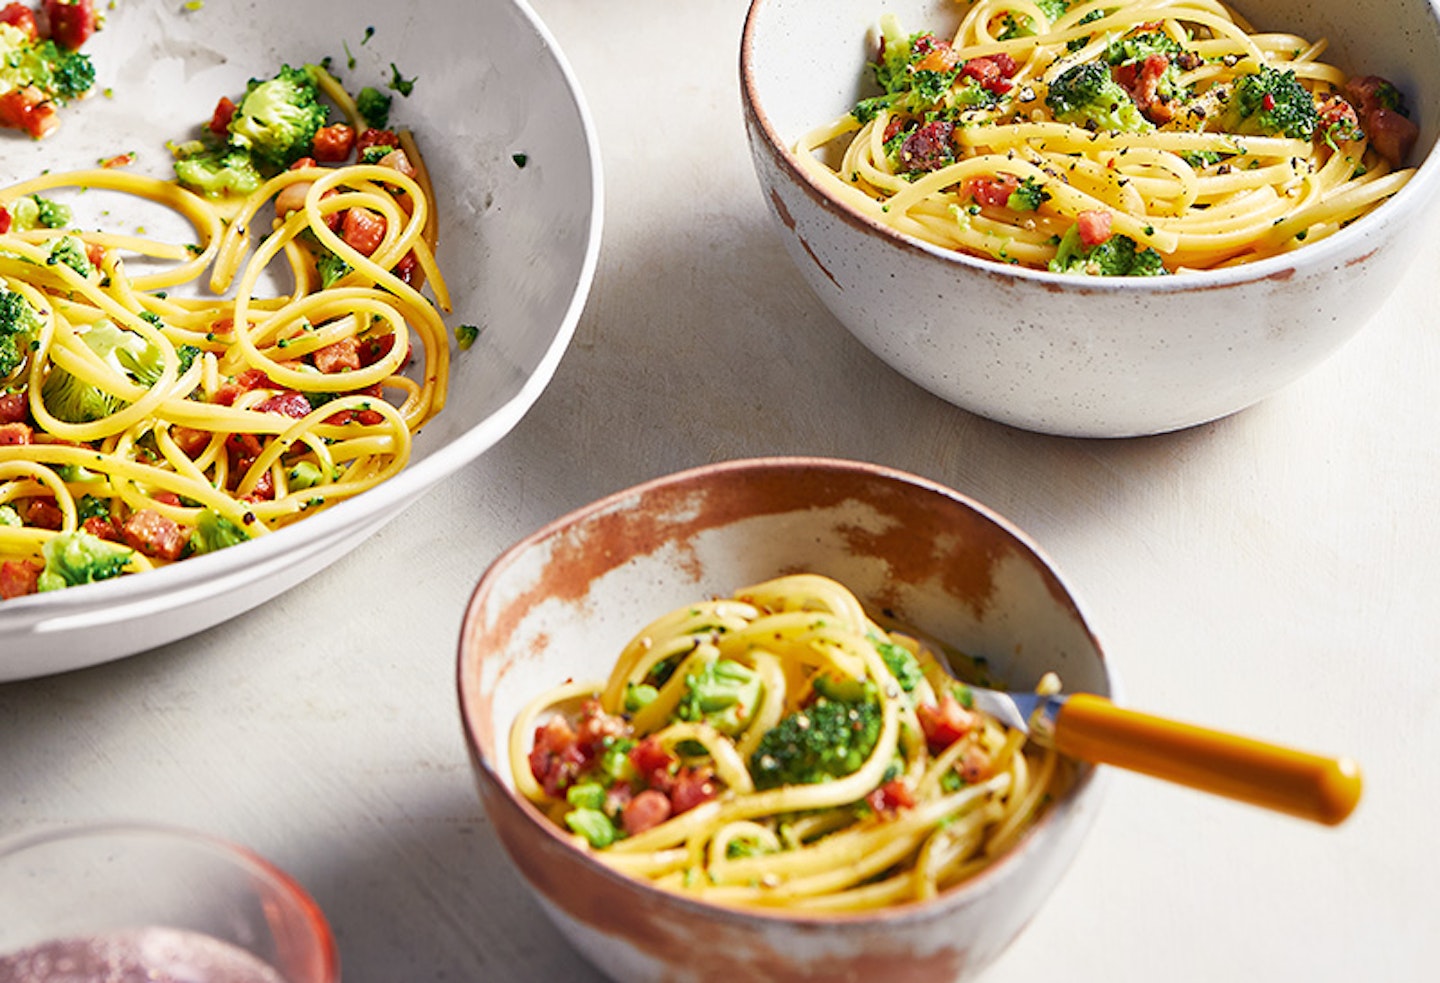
[{"x1": 962, "y1": 685, "x2": 1362, "y2": 826}]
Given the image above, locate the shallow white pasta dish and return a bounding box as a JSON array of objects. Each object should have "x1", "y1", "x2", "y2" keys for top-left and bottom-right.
[{"x1": 0, "y1": 0, "x2": 602, "y2": 680}]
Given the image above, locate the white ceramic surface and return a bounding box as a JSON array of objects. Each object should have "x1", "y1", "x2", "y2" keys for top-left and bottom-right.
[
  {"x1": 0, "y1": 0, "x2": 602, "y2": 680},
  {"x1": 458, "y1": 457, "x2": 1114, "y2": 983},
  {"x1": 741, "y1": 0, "x2": 1440, "y2": 437}
]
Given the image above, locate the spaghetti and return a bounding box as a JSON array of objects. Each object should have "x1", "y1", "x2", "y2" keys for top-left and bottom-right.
[
  {"x1": 795, "y1": 0, "x2": 1421, "y2": 273},
  {"x1": 0, "y1": 137, "x2": 452, "y2": 597},
  {"x1": 513, "y1": 574, "x2": 1066, "y2": 912}
]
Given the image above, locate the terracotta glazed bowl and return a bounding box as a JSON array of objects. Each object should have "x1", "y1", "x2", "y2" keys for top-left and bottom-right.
[
  {"x1": 457, "y1": 457, "x2": 1114, "y2": 983},
  {"x1": 741, "y1": 0, "x2": 1440, "y2": 437}
]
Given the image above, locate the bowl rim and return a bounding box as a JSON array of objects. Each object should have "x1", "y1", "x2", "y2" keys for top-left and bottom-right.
[
  {"x1": 738, "y1": 0, "x2": 1440, "y2": 292},
  {"x1": 0, "y1": 819, "x2": 341, "y2": 982},
  {"x1": 457, "y1": 454, "x2": 1115, "y2": 927},
  {"x1": 0, "y1": 0, "x2": 606, "y2": 674}
]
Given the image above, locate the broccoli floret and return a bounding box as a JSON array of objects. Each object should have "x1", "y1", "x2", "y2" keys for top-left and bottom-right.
[
  {"x1": 1006, "y1": 176, "x2": 1051, "y2": 212},
  {"x1": 854, "y1": 19, "x2": 1000, "y2": 123},
  {"x1": 39, "y1": 321, "x2": 167, "y2": 423},
  {"x1": 46, "y1": 235, "x2": 94, "y2": 278},
  {"x1": 358, "y1": 142, "x2": 397, "y2": 165},
  {"x1": 355, "y1": 85, "x2": 392, "y2": 129},
  {"x1": 0, "y1": 504, "x2": 20, "y2": 527},
  {"x1": 227, "y1": 64, "x2": 328, "y2": 168},
  {"x1": 674, "y1": 659, "x2": 764, "y2": 736},
  {"x1": 76, "y1": 494, "x2": 111, "y2": 522},
  {"x1": 749, "y1": 679, "x2": 883, "y2": 789},
  {"x1": 8, "y1": 194, "x2": 72, "y2": 230},
  {"x1": 1105, "y1": 31, "x2": 1190, "y2": 106},
  {"x1": 314, "y1": 248, "x2": 351, "y2": 287},
  {"x1": 186, "y1": 508, "x2": 250, "y2": 557},
  {"x1": 172, "y1": 146, "x2": 266, "y2": 198},
  {"x1": 871, "y1": 636, "x2": 923, "y2": 692},
  {"x1": 1045, "y1": 61, "x2": 1153, "y2": 134},
  {"x1": 0, "y1": 34, "x2": 95, "y2": 104},
  {"x1": 286, "y1": 461, "x2": 325, "y2": 491},
  {"x1": 454, "y1": 324, "x2": 479, "y2": 350},
  {"x1": 36, "y1": 529, "x2": 134, "y2": 592},
  {"x1": 0, "y1": 286, "x2": 44, "y2": 377},
  {"x1": 1048, "y1": 223, "x2": 1169, "y2": 276},
  {"x1": 998, "y1": 0, "x2": 1069, "y2": 40},
  {"x1": 1223, "y1": 65, "x2": 1317, "y2": 140}
]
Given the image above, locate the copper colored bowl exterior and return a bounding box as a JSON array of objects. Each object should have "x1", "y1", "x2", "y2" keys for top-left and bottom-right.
[{"x1": 457, "y1": 457, "x2": 1114, "y2": 983}]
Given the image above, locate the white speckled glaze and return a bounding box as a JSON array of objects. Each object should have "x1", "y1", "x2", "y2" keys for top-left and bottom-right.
[
  {"x1": 0, "y1": 0, "x2": 602, "y2": 680},
  {"x1": 741, "y1": 0, "x2": 1440, "y2": 437},
  {"x1": 458, "y1": 457, "x2": 1114, "y2": 983}
]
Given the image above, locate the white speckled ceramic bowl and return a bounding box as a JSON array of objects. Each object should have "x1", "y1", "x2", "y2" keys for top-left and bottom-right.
[
  {"x1": 458, "y1": 457, "x2": 1114, "y2": 983},
  {"x1": 741, "y1": 0, "x2": 1440, "y2": 437},
  {"x1": 0, "y1": 0, "x2": 602, "y2": 680}
]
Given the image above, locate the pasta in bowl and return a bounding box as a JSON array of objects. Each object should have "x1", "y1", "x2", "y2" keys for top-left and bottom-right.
[
  {"x1": 458, "y1": 457, "x2": 1112, "y2": 982},
  {"x1": 741, "y1": 0, "x2": 1440, "y2": 435}
]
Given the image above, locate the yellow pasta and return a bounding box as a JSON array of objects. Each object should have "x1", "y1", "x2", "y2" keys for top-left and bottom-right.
[
  {"x1": 0, "y1": 146, "x2": 452, "y2": 597},
  {"x1": 796, "y1": 0, "x2": 1420, "y2": 272},
  {"x1": 512, "y1": 574, "x2": 1067, "y2": 912}
]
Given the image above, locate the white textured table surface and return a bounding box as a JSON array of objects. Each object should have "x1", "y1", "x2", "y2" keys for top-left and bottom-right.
[{"x1": 3, "y1": 2, "x2": 1438, "y2": 981}]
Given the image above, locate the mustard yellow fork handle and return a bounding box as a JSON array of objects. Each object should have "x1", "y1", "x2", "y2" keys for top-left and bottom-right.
[{"x1": 1051, "y1": 693, "x2": 1362, "y2": 826}]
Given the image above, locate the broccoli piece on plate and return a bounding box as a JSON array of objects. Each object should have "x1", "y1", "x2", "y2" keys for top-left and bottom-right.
[
  {"x1": 184, "y1": 508, "x2": 250, "y2": 557},
  {"x1": 1006, "y1": 176, "x2": 1051, "y2": 212},
  {"x1": 45, "y1": 235, "x2": 94, "y2": 278},
  {"x1": 355, "y1": 85, "x2": 392, "y2": 129},
  {"x1": 1222, "y1": 65, "x2": 1317, "y2": 140},
  {"x1": 998, "y1": 0, "x2": 1069, "y2": 40},
  {"x1": 674, "y1": 659, "x2": 765, "y2": 736},
  {"x1": 172, "y1": 145, "x2": 266, "y2": 199},
  {"x1": 39, "y1": 320, "x2": 169, "y2": 423},
  {"x1": 227, "y1": 64, "x2": 328, "y2": 168},
  {"x1": 0, "y1": 286, "x2": 44, "y2": 378},
  {"x1": 1104, "y1": 30, "x2": 1191, "y2": 107},
  {"x1": 0, "y1": 31, "x2": 96, "y2": 104},
  {"x1": 8, "y1": 194, "x2": 72, "y2": 231},
  {"x1": 749, "y1": 677, "x2": 883, "y2": 789},
  {"x1": 36, "y1": 529, "x2": 134, "y2": 592},
  {"x1": 871, "y1": 635, "x2": 923, "y2": 692},
  {"x1": 1049, "y1": 223, "x2": 1169, "y2": 276},
  {"x1": 1045, "y1": 60, "x2": 1153, "y2": 134}
]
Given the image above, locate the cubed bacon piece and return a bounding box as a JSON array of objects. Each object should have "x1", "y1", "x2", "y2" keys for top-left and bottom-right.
[
  {"x1": 121, "y1": 508, "x2": 187, "y2": 561},
  {"x1": 209, "y1": 96, "x2": 236, "y2": 139},
  {"x1": 0, "y1": 205, "x2": 10, "y2": 233},
  {"x1": 22, "y1": 497, "x2": 64, "y2": 529},
  {"x1": 255, "y1": 391, "x2": 313, "y2": 420},
  {"x1": 313, "y1": 336, "x2": 361, "y2": 374},
  {"x1": 41, "y1": 0, "x2": 97, "y2": 50},
  {"x1": 0, "y1": 392, "x2": 27, "y2": 424},
  {"x1": 917, "y1": 692, "x2": 977, "y2": 751},
  {"x1": 1077, "y1": 209, "x2": 1113, "y2": 247},
  {"x1": 669, "y1": 767, "x2": 718, "y2": 816},
  {"x1": 312, "y1": 124, "x2": 356, "y2": 163},
  {"x1": 0, "y1": 3, "x2": 39, "y2": 40},
  {"x1": 355, "y1": 128, "x2": 399, "y2": 156},
  {"x1": 0, "y1": 560, "x2": 41, "y2": 600},
  {"x1": 961, "y1": 55, "x2": 1015, "y2": 95},
  {"x1": 899, "y1": 120, "x2": 956, "y2": 172},
  {"x1": 620, "y1": 789, "x2": 672, "y2": 836},
  {"x1": 341, "y1": 207, "x2": 387, "y2": 256},
  {"x1": 629, "y1": 736, "x2": 677, "y2": 793},
  {"x1": 0, "y1": 86, "x2": 60, "y2": 140},
  {"x1": 0, "y1": 421, "x2": 32, "y2": 445},
  {"x1": 529, "y1": 714, "x2": 587, "y2": 798},
  {"x1": 168, "y1": 425, "x2": 212, "y2": 458},
  {"x1": 81, "y1": 516, "x2": 121, "y2": 542},
  {"x1": 866, "y1": 777, "x2": 917, "y2": 815},
  {"x1": 960, "y1": 174, "x2": 1021, "y2": 208}
]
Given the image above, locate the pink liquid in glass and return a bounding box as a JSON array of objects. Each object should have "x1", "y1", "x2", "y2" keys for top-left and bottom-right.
[{"x1": 0, "y1": 926, "x2": 288, "y2": 983}]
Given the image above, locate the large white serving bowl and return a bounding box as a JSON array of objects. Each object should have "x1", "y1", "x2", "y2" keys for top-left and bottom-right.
[
  {"x1": 458, "y1": 457, "x2": 1114, "y2": 983},
  {"x1": 0, "y1": 0, "x2": 602, "y2": 680},
  {"x1": 741, "y1": 0, "x2": 1440, "y2": 437}
]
